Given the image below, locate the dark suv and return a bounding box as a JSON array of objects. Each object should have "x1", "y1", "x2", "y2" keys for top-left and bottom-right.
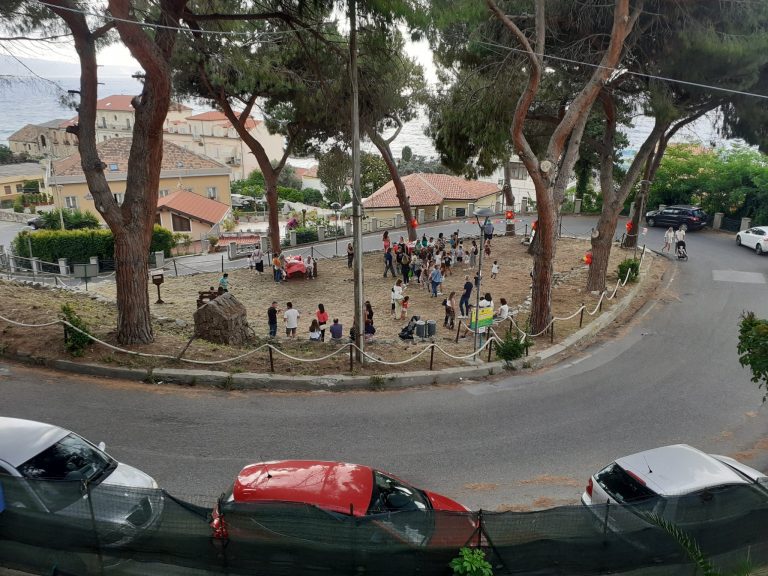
[{"x1": 645, "y1": 205, "x2": 708, "y2": 230}]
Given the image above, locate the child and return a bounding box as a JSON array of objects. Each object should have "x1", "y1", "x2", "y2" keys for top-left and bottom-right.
[
  {"x1": 491, "y1": 260, "x2": 499, "y2": 279},
  {"x1": 484, "y1": 238, "x2": 491, "y2": 257},
  {"x1": 400, "y1": 295, "x2": 410, "y2": 320}
]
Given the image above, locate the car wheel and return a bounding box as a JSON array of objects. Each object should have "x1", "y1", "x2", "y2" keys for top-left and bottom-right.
[
  {"x1": 736, "y1": 236, "x2": 742, "y2": 246},
  {"x1": 647, "y1": 218, "x2": 656, "y2": 227},
  {"x1": 757, "y1": 244, "x2": 764, "y2": 255}
]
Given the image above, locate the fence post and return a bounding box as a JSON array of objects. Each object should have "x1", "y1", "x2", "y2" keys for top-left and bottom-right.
[
  {"x1": 268, "y1": 346, "x2": 274, "y2": 373},
  {"x1": 349, "y1": 343, "x2": 354, "y2": 372},
  {"x1": 221, "y1": 254, "x2": 224, "y2": 273},
  {"x1": 173, "y1": 258, "x2": 178, "y2": 277},
  {"x1": 579, "y1": 304, "x2": 585, "y2": 327},
  {"x1": 487, "y1": 339, "x2": 493, "y2": 362},
  {"x1": 429, "y1": 344, "x2": 435, "y2": 371},
  {"x1": 599, "y1": 293, "x2": 604, "y2": 312},
  {"x1": 550, "y1": 322, "x2": 554, "y2": 343},
  {"x1": 455, "y1": 320, "x2": 462, "y2": 343}
]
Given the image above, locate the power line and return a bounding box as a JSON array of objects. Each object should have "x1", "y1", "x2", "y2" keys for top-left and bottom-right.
[
  {"x1": 0, "y1": 42, "x2": 69, "y2": 94},
  {"x1": 474, "y1": 38, "x2": 768, "y2": 101}
]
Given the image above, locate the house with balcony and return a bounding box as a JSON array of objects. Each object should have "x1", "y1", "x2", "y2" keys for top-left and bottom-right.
[
  {"x1": 8, "y1": 119, "x2": 78, "y2": 160},
  {"x1": 48, "y1": 138, "x2": 232, "y2": 232},
  {"x1": 93, "y1": 95, "x2": 192, "y2": 143}
]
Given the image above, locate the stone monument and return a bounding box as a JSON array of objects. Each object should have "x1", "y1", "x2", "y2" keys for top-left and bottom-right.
[{"x1": 193, "y1": 292, "x2": 250, "y2": 345}]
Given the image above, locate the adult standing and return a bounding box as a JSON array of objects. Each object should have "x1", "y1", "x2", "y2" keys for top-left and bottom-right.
[
  {"x1": 347, "y1": 242, "x2": 354, "y2": 269},
  {"x1": 459, "y1": 275, "x2": 473, "y2": 317},
  {"x1": 430, "y1": 265, "x2": 444, "y2": 298},
  {"x1": 283, "y1": 301, "x2": 300, "y2": 338},
  {"x1": 267, "y1": 301, "x2": 279, "y2": 338},
  {"x1": 663, "y1": 227, "x2": 674, "y2": 253},
  {"x1": 383, "y1": 248, "x2": 396, "y2": 277},
  {"x1": 484, "y1": 219, "x2": 495, "y2": 244},
  {"x1": 469, "y1": 240, "x2": 478, "y2": 269},
  {"x1": 675, "y1": 226, "x2": 686, "y2": 253},
  {"x1": 400, "y1": 249, "x2": 411, "y2": 285},
  {"x1": 382, "y1": 230, "x2": 391, "y2": 252},
  {"x1": 316, "y1": 303, "x2": 329, "y2": 342},
  {"x1": 392, "y1": 279, "x2": 405, "y2": 318},
  {"x1": 252, "y1": 245, "x2": 264, "y2": 274},
  {"x1": 272, "y1": 253, "x2": 282, "y2": 283}
]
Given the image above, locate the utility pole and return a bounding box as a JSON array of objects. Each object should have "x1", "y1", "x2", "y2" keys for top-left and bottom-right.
[{"x1": 349, "y1": 0, "x2": 364, "y2": 362}]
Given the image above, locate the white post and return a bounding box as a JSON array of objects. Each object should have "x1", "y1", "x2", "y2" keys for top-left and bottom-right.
[{"x1": 58, "y1": 258, "x2": 68, "y2": 276}]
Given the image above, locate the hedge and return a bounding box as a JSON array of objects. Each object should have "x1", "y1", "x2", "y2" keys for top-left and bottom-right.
[{"x1": 13, "y1": 225, "x2": 175, "y2": 263}]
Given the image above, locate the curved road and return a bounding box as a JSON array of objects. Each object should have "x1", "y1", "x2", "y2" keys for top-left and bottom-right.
[{"x1": 1, "y1": 224, "x2": 766, "y2": 511}]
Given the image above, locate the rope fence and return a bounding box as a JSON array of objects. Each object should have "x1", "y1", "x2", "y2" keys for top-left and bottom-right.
[{"x1": 0, "y1": 246, "x2": 648, "y2": 376}]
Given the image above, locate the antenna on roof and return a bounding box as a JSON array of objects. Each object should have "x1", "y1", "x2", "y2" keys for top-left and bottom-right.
[{"x1": 643, "y1": 455, "x2": 653, "y2": 474}]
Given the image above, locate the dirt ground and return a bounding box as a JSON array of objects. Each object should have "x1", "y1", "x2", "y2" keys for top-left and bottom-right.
[{"x1": 0, "y1": 236, "x2": 662, "y2": 376}]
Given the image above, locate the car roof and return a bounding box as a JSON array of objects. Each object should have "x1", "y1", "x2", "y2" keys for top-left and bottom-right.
[
  {"x1": 0, "y1": 417, "x2": 70, "y2": 468},
  {"x1": 615, "y1": 444, "x2": 750, "y2": 496},
  {"x1": 233, "y1": 460, "x2": 374, "y2": 516}
]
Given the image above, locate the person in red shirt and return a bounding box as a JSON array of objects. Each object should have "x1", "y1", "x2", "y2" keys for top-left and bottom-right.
[{"x1": 316, "y1": 303, "x2": 329, "y2": 342}]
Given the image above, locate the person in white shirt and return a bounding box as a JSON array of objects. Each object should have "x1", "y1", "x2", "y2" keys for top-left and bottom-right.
[
  {"x1": 494, "y1": 298, "x2": 510, "y2": 321},
  {"x1": 283, "y1": 301, "x2": 300, "y2": 338},
  {"x1": 392, "y1": 279, "x2": 405, "y2": 319},
  {"x1": 491, "y1": 260, "x2": 500, "y2": 279},
  {"x1": 675, "y1": 226, "x2": 686, "y2": 255},
  {"x1": 308, "y1": 319, "x2": 322, "y2": 341},
  {"x1": 663, "y1": 227, "x2": 674, "y2": 253}
]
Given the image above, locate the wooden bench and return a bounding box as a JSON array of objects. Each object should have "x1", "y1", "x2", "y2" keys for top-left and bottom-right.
[{"x1": 197, "y1": 289, "x2": 220, "y2": 308}]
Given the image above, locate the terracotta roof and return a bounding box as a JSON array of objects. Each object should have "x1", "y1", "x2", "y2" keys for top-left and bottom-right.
[
  {"x1": 96, "y1": 95, "x2": 137, "y2": 112},
  {"x1": 53, "y1": 137, "x2": 229, "y2": 177},
  {"x1": 8, "y1": 124, "x2": 42, "y2": 143},
  {"x1": 185, "y1": 111, "x2": 260, "y2": 129},
  {"x1": 157, "y1": 189, "x2": 230, "y2": 225},
  {"x1": 363, "y1": 173, "x2": 499, "y2": 209},
  {"x1": 293, "y1": 165, "x2": 318, "y2": 178},
  {"x1": 38, "y1": 119, "x2": 71, "y2": 129}
]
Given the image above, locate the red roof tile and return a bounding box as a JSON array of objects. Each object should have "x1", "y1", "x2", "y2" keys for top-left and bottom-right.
[
  {"x1": 186, "y1": 111, "x2": 261, "y2": 129},
  {"x1": 362, "y1": 173, "x2": 499, "y2": 209},
  {"x1": 53, "y1": 137, "x2": 228, "y2": 177},
  {"x1": 157, "y1": 190, "x2": 230, "y2": 225},
  {"x1": 96, "y1": 95, "x2": 137, "y2": 112}
]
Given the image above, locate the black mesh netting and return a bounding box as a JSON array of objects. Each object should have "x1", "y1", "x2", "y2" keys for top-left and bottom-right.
[{"x1": 0, "y1": 478, "x2": 766, "y2": 575}]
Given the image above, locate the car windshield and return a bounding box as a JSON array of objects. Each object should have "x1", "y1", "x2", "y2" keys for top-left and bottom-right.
[
  {"x1": 17, "y1": 433, "x2": 116, "y2": 511},
  {"x1": 596, "y1": 463, "x2": 658, "y2": 506},
  {"x1": 367, "y1": 470, "x2": 429, "y2": 514},
  {"x1": 692, "y1": 209, "x2": 706, "y2": 218}
]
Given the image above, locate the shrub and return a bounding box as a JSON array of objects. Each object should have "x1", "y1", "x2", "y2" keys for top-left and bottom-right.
[
  {"x1": 61, "y1": 303, "x2": 93, "y2": 356},
  {"x1": 39, "y1": 209, "x2": 101, "y2": 230},
  {"x1": 281, "y1": 226, "x2": 318, "y2": 247},
  {"x1": 737, "y1": 312, "x2": 768, "y2": 403},
  {"x1": 13, "y1": 197, "x2": 24, "y2": 213},
  {"x1": 449, "y1": 548, "x2": 493, "y2": 576},
  {"x1": 495, "y1": 332, "x2": 529, "y2": 366},
  {"x1": 617, "y1": 258, "x2": 640, "y2": 283},
  {"x1": 150, "y1": 225, "x2": 175, "y2": 257}
]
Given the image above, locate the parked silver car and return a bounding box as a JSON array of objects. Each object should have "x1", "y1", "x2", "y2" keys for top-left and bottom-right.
[
  {"x1": 0, "y1": 417, "x2": 164, "y2": 547},
  {"x1": 736, "y1": 226, "x2": 768, "y2": 255}
]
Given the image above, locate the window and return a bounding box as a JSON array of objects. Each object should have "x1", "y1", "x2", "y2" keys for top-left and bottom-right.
[
  {"x1": 108, "y1": 163, "x2": 119, "y2": 171},
  {"x1": 159, "y1": 189, "x2": 169, "y2": 198},
  {"x1": 126, "y1": 119, "x2": 131, "y2": 130},
  {"x1": 3, "y1": 185, "x2": 11, "y2": 195},
  {"x1": 64, "y1": 196, "x2": 78, "y2": 209},
  {"x1": 510, "y1": 162, "x2": 528, "y2": 180},
  {"x1": 172, "y1": 213, "x2": 191, "y2": 232},
  {"x1": 16, "y1": 184, "x2": 22, "y2": 193},
  {"x1": 455, "y1": 207, "x2": 466, "y2": 217},
  {"x1": 100, "y1": 117, "x2": 106, "y2": 128},
  {"x1": 207, "y1": 186, "x2": 217, "y2": 200},
  {"x1": 113, "y1": 115, "x2": 117, "y2": 121},
  {"x1": 113, "y1": 193, "x2": 124, "y2": 205},
  {"x1": 40, "y1": 135, "x2": 47, "y2": 148}
]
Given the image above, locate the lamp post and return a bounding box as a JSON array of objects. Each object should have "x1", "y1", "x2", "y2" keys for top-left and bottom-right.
[
  {"x1": 56, "y1": 185, "x2": 65, "y2": 230},
  {"x1": 472, "y1": 207, "x2": 495, "y2": 355},
  {"x1": 330, "y1": 202, "x2": 341, "y2": 256}
]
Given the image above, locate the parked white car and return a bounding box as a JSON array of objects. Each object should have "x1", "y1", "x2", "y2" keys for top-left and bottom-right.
[
  {"x1": 581, "y1": 444, "x2": 768, "y2": 535},
  {"x1": 736, "y1": 226, "x2": 768, "y2": 255},
  {"x1": 0, "y1": 417, "x2": 163, "y2": 547}
]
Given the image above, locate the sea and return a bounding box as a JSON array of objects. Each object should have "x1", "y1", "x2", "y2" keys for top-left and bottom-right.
[{"x1": 0, "y1": 73, "x2": 728, "y2": 168}]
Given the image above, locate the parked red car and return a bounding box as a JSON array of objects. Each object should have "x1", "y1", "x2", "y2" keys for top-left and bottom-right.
[{"x1": 211, "y1": 460, "x2": 474, "y2": 548}]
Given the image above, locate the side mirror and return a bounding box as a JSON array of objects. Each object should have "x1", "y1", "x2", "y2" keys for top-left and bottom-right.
[{"x1": 98, "y1": 441, "x2": 106, "y2": 452}]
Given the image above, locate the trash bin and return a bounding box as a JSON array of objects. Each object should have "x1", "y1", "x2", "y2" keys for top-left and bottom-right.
[
  {"x1": 426, "y1": 319, "x2": 437, "y2": 337},
  {"x1": 415, "y1": 320, "x2": 426, "y2": 339}
]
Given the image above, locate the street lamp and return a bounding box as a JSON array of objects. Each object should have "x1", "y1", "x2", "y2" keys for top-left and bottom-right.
[
  {"x1": 56, "y1": 185, "x2": 65, "y2": 230},
  {"x1": 472, "y1": 207, "x2": 495, "y2": 355},
  {"x1": 330, "y1": 202, "x2": 341, "y2": 257}
]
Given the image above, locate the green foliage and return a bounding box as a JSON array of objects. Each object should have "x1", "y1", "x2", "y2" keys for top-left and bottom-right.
[
  {"x1": 401, "y1": 146, "x2": 413, "y2": 162},
  {"x1": 173, "y1": 233, "x2": 193, "y2": 255},
  {"x1": 0, "y1": 144, "x2": 29, "y2": 164},
  {"x1": 60, "y1": 303, "x2": 93, "y2": 357},
  {"x1": 13, "y1": 225, "x2": 174, "y2": 261},
  {"x1": 302, "y1": 188, "x2": 324, "y2": 206},
  {"x1": 40, "y1": 209, "x2": 101, "y2": 230},
  {"x1": 318, "y1": 147, "x2": 352, "y2": 206},
  {"x1": 449, "y1": 548, "x2": 493, "y2": 576},
  {"x1": 617, "y1": 258, "x2": 640, "y2": 283},
  {"x1": 398, "y1": 154, "x2": 453, "y2": 177},
  {"x1": 276, "y1": 164, "x2": 303, "y2": 190},
  {"x1": 231, "y1": 170, "x2": 265, "y2": 198},
  {"x1": 650, "y1": 145, "x2": 768, "y2": 224},
  {"x1": 361, "y1": 152, "x2": 390, "y2": 196},
  {"x1": 640, "y1": 513, "x2": 719, "y2": 576},
  {"x1": 151, "y1": 225, "x2": 175, "y2": 257},
  {"x1": 13, "y1": 197, "x2": 24, "y2": 213},
  {"x1": 495, "y1": 332, "x2": 528, "y2": 366},
  {"x1": 281, "y1": 226, "x2": 318, "y2": 247},
  {"x1": 737, "y1": 312, "x2": 768, "y2": 403},
  {"x1": 278, "y1": 187, "x2": 304, "y2": 203}
]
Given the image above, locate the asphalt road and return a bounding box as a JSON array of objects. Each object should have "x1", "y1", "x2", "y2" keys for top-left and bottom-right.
[{"x1": 0, "y1": 222, "x2": 766, "y2": 512}]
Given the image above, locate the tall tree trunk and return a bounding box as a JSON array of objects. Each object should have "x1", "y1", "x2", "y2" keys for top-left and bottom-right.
[
  {"x1": 370, "y1": 134, "x2": 416, "y2": 241},
  {"x1": 587, "y1": 209, "x2": 620, "y2": 292},
  {"x1": 263, "y1": 171, "x2": 281, "y2": 255},
  {"x1": 114, "y1": 229, "x2": 153, "y2": 342}
]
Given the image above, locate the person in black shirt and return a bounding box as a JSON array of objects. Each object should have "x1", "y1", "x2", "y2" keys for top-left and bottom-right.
[
  {"x1": 267, "y1": 301, "x2": 279, "y2": 338},
  {"x1": 459, "y1": 276, "x2": 473, "y2": 317}
]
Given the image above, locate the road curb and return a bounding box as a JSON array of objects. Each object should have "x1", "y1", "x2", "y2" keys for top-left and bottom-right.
[{"x1": 2, "y1": 254, "x2": 655, "y2": 391}]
